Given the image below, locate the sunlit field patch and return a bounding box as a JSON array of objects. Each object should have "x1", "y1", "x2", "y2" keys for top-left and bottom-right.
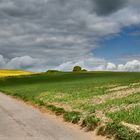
[{"x1": 0, "y1": 69, "x2": 33, "y2": 77}]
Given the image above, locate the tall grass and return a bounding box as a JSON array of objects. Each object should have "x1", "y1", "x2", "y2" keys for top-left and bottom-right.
[{"x1": 107, "y1": 106, "x2": 140, "y2": 125}]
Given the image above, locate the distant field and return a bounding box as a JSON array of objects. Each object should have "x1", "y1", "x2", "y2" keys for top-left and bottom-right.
[
  {"x1": 0, "y1": 71, "x2": 140, "y2": 139},
  {"x1": 0, "y1": 70, "x2": 33, "y2": 77}
]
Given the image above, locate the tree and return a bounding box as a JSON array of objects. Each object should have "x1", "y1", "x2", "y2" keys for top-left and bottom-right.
[{"x1": 73, "y1": 66, "x2": 82, "y2": 72}]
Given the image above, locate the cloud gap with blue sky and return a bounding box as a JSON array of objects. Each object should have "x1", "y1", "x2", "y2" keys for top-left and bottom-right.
[{"x1": 0, "y1": 0, "x2": 140, "y2": 71}]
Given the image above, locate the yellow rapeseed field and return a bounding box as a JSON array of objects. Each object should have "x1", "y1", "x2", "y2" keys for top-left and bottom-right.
[{"x1": 0, "y1": 70, "x2": 33, "y2": 77}]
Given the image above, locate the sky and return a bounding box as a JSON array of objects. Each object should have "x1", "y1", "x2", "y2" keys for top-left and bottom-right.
[{"x1": 0, "y1": 0, "x2": 140, "y2": 72}]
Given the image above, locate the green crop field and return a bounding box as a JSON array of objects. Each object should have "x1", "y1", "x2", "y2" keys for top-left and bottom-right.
[{"x1": 0, "y1": 71, "x2": 140, "y2": 139}]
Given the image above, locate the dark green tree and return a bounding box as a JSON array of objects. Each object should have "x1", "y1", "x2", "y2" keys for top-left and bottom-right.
[{"x1": 73, "y1": 66, "x2": 82, "y2": 72}]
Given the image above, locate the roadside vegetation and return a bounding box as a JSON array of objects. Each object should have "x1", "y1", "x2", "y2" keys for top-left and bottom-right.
[{"x1": 0, "y1": 70, "x2": 140, "y2": 139}]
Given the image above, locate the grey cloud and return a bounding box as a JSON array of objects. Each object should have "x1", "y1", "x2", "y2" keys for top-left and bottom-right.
[
  {"x1": 0, "y1": 55, "x2": 7, "y2": 67},
  {"x1": 0, "y1": 0, "x2": 48, "y2": 18},
  {"x1": 6, "y1": 56, "x2": 39, "y2": 69},
  {"x1": 92, "y1": 0, "x2": 128, "y2": 16},
  {"x1": 1, "y1": 54, "x2": 140, "y2": 72},
  {"x1": 0, "y1": 55, "x2": 46, "y2": 71},
  {"x1": 0, "y1": 0, "x2": 139, "y2": 71}
]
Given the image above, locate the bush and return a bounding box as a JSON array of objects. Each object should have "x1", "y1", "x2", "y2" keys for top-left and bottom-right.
[
  {"x1": 73, "y1": 66, "x2": 82, "y2": 72},
  {"x1": 64, "y1": 111, "x2": 81, "y2": 124},
  {"x1": 81, "y1": 115, "x2": 100, "y2": 131},
  {"x1": 47, "y1": 70, "x2": 60, "y2": 73},
  {"x1": 82, "y1": 69, "x2": 88, "y2": 72}
]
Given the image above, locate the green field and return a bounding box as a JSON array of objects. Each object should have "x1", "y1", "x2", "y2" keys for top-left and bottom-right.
[{"x1": 0, "y1": 71, "x2": 140, "y2": 139}]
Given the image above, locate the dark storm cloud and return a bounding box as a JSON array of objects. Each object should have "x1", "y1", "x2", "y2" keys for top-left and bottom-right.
[
  {"x1": 92, "y1": 0, "x2": 128, "y2": 16},
  {"x1": 54, "y1": 0, "x2": 128, "y2": 16},
  {"x1": 0, "y1": 0, "x2": 140, "y2": 71}
]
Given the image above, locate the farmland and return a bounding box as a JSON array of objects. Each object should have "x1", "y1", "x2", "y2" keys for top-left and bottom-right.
[
  {"x1": 0, "y1": 71, "x2": 140, "y2": 139},
  {"x1": 0, "y1": 70, "x2": 33, "y2": 77}
]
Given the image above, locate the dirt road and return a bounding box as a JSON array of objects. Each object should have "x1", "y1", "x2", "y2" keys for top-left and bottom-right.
[{"x1": 0, "y1": 92, "x2": 95, "y2": 140}]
